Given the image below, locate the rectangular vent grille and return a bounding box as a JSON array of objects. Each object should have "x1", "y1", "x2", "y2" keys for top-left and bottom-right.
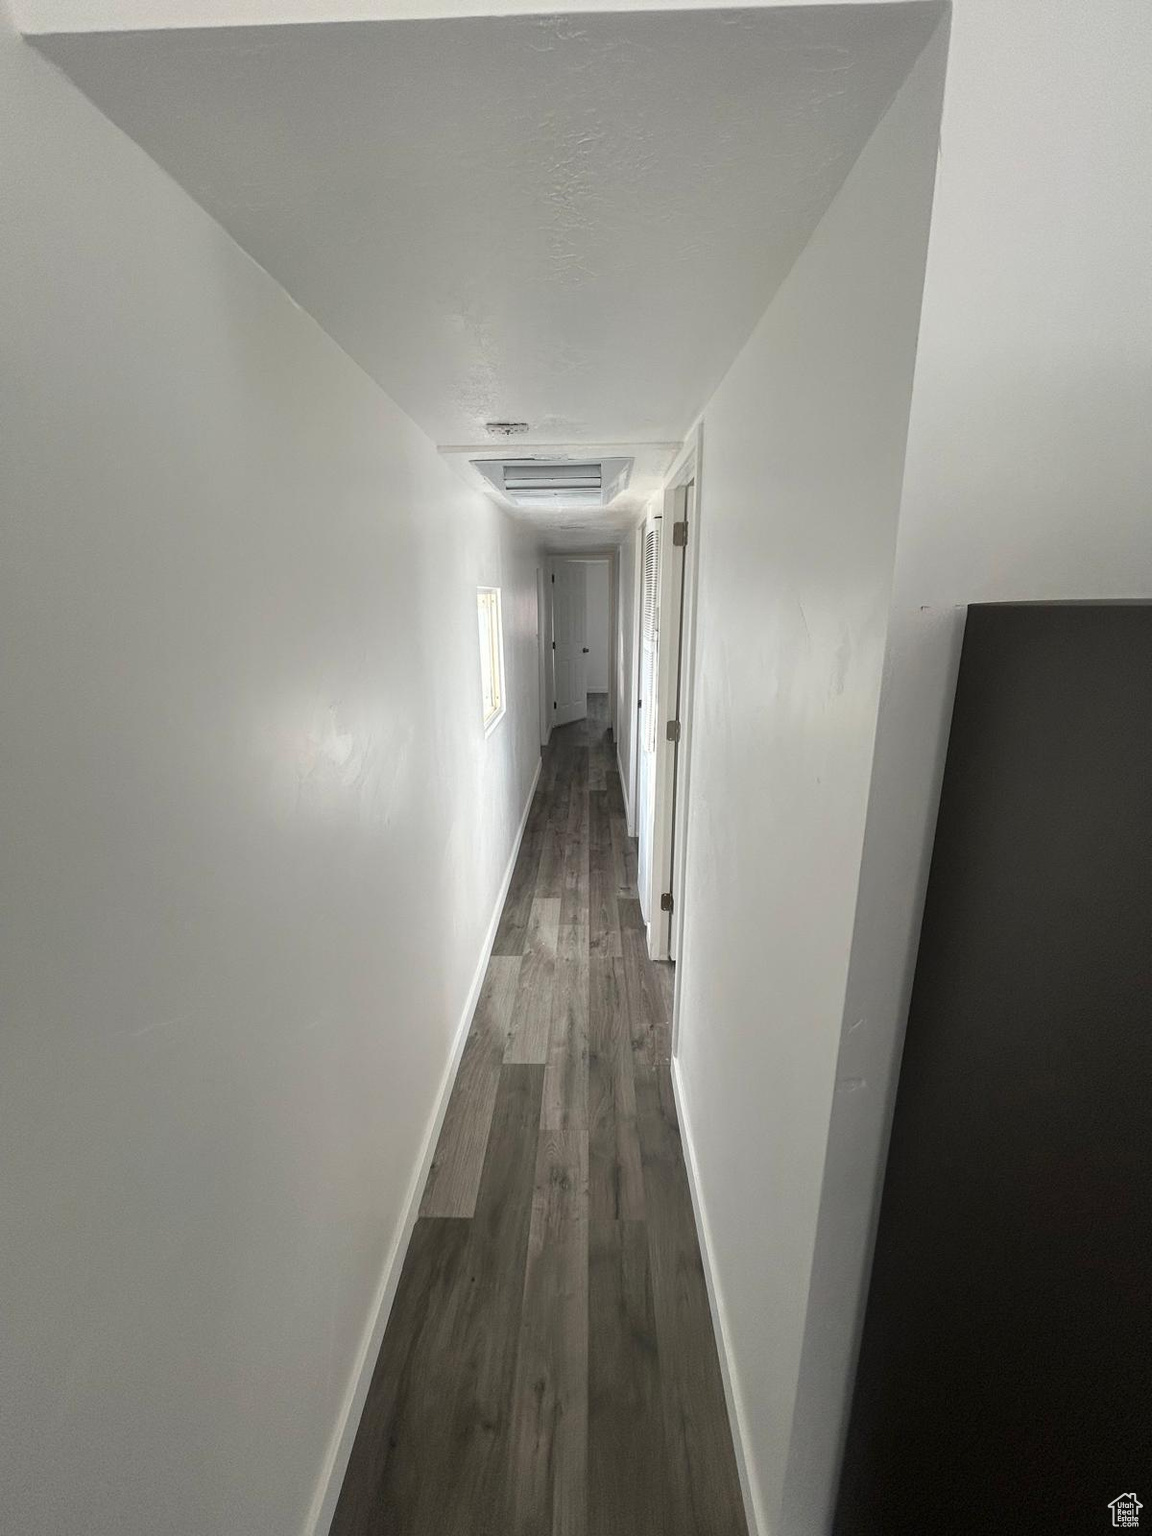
[
  {"x1": 472, "y1": 456, "x2": 632, "y2": 510},
  {"x1": 503, "y1": 462, "x2": 602, "y2": 505}
]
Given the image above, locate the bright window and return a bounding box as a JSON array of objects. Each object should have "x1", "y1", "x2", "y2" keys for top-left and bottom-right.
[{"x1": 477, "y1": 587, "x2": 506, "y2": 732}]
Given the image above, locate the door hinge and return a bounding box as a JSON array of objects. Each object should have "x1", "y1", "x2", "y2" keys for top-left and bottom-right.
[
  {"x1": 672, "y1": 520, "x2": 688, "y2": 547},
  {"x1": 553, "y1": 700, "x2": 557, "y2": 710},
  {"x1": 551, "y1": 640, "x2": 556, "y2": 650},
  {"x1": 666, "y1": 719, "x2": 681, "y2": 744},
  {"x1": 660, "y1": 891, "x2": 674, "y2": 913},
  {"x1": 551, "y1": 573, "x2": 556, "y2": 583}
]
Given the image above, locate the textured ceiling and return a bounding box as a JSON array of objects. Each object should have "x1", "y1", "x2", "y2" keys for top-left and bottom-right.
[{"x1": 37, "y1": 5, "x2": 940, "y2": 545}]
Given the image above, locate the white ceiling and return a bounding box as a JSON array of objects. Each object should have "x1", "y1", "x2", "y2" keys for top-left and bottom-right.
[{"x1": 35, "y1": 5, "x2": 939, "y2": 546}]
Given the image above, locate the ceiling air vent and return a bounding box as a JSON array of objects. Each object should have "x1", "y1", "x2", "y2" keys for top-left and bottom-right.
[
  {"x1": 484, "y1": 421, "x2": 530, "y2": 437},
  {"x1": 472, "y1": 456, "x2": 632, "y2": 510}
]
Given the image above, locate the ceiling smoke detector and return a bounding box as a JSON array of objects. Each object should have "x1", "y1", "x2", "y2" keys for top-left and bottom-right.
[
  {"x1": 472, "y1": 456, "x2": 632, "y2": 510},
  {"x1": 484, "y1": 421, "x2": 530, "y2": 437}
]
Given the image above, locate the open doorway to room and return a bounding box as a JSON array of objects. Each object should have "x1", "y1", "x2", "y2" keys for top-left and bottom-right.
[
  {"x1": 581, "y1": 557, "x2": 611, "y2": 726},
  {"x1": 549, "y1": 552, "x2": 618, "y2": 738}
]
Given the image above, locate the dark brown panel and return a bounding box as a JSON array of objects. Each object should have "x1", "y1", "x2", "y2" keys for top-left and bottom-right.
[{"x1": 836, "y1": 603, "x2": 1152, "y2": 1536}]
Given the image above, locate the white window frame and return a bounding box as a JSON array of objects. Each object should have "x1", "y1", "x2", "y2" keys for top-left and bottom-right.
[{"x1": 477, "y1": 586, "x2": 507, "y2": 735}]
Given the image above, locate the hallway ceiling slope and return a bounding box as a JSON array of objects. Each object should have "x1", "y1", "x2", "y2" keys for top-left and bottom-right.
[
  {"x1": 30, "y1": 2, "x2": 941, "y2": 549},
  {"x1": 16, "y1": 0, "x2": 930, "y2": 26}
]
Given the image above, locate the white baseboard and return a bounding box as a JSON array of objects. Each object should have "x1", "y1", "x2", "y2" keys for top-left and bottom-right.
[
  {"x1": 305, "y1": 752, "x2": 543, "y2": 1536},
  {"x1": 670, "y1": 1056, "x2": 765, "y2": 1536}
]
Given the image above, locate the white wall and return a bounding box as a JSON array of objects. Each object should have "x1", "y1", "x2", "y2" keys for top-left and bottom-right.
[
  {"x1": 583, "y1": 559, "x2": 611, "y2": 693},
  {"x1": 615, "y1": 526, "x2": 641, "y2": 831},
  {"x1": 671, "y1": 29, "x2": 947, "y2": 1536},
  {"x1": 536, "y1": 563, "x2": 551, "y2": 746},
  {"x1": 786, "y1": 2, "x2": 1152, "y2": 1530},
  {"x1": 0, "y1": 16, "x2": 540, "y2": 1536}
]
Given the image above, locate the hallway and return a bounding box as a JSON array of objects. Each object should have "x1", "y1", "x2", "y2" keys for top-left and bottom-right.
[{"x1": 331, "y1": 696, "x2": 747, "y2": 1535}]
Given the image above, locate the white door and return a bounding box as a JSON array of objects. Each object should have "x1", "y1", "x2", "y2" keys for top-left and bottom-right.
[
  {"x1": 666, "y1": 479, "x2": 694, "y2": 961},
  {"x1": 636, "y1": 520, "x2": 661, "y2": 920},
  {"x1": 552, "y1": 561, "x2": 588, "y2": 726},
  {"x1": 536, "y1": 566, "x2": 551, "y2": 746}
]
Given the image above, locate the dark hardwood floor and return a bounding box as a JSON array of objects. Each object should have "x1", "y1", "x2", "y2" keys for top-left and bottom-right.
[{"x1": 331, "y1": 695, "x2": 748, "y2": 1536}]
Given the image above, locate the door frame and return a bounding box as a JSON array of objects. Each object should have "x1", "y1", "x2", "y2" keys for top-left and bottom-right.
[
  {"x1": 636, "y1": 511, "x2": 664, "y2": 927},
  {"x1": 645, "y1": 424, "x2": 704, "y2": 998},
  {"x1": 552, "y1": 558, "x2": 590, "y2": 726},
  {"x1": 536, "y1": 564, "x2": 551, "y2": 748},
  {"x1": 547, "y1": 549, "x2": 619, "y2": 741},
  {"x1": 623, "y1": 524, "x2": 643, "y2": 837}
]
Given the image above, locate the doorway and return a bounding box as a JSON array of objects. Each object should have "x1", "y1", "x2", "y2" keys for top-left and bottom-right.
[
  {"x1": 636, "y1": 519, "x2": 662, "y2": 922},
  {"x1": 549, "y1": 553, "x2": 617, "y2": 735},
  {"x1": 636, "y1": 432, "x2": 702, "y2": 1006},
  {"x1": 665, "y1": 476, "x2": 695, "y2": 963},
  {"x1": 552, "y1": 559, "x2": 587, "y2": 727},
  {"x1": 536, "y1": 565, "x2": 550, "y2": 747}
]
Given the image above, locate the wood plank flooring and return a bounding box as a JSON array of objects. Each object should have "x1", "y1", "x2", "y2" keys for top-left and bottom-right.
[{"x1": 332, "y1": 695, "x2": 747, "y2": 1536}]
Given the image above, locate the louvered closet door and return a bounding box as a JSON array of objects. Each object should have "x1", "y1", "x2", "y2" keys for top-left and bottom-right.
[{"x1": 636, "y1": 521, "x2": 661, "y2": 921}]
